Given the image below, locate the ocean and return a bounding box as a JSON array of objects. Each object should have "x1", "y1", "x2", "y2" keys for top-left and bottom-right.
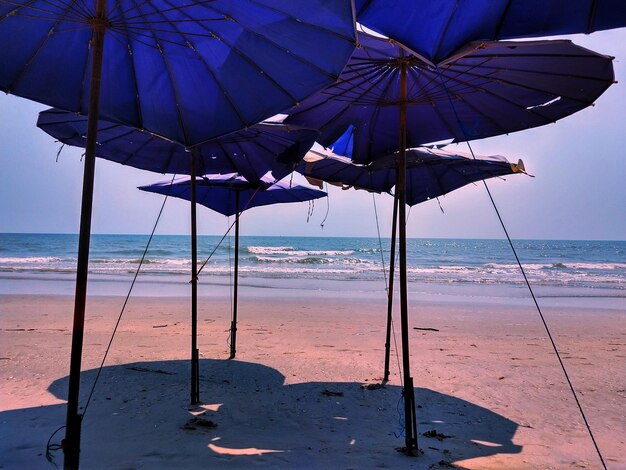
[{"x1": 1, "y1": 234, "x2": 624, "y2": 300}]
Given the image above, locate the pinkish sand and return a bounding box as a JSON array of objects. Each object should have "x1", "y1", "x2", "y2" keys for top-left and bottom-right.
[{"x1": 0, "y1": 289, "x2": 624, "y2": 469}]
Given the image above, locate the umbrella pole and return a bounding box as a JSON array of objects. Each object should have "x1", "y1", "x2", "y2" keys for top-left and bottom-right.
[
  {"x1": 383, "y1": 192, "x2": 399, "y2": 383},
  {"x1": 398, "y1": 60, "x2": 418, "y2": 454},
  {"x1": 229, "y1": 193, "x2": 240, "y2": 359},
  {"x1": 190, "y1": 150, "x2": 200, "y2": 404},
  {"x1": 63, "y1": 2, "x2": 107, "y2": 469}
]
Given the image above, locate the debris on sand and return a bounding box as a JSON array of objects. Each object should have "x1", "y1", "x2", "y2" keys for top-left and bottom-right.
[
  {"x1": 182, "y1": 417, "x2": 218, "y2": 431},
  {"x1": 361, "y1": 383, "x2": 384, "y2": 390},
  {"x1": 423, "y1": 429, "x2": 453, "y2": 441}
]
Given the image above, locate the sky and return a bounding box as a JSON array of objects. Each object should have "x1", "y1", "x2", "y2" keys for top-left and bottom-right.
[{"x1": 0, "y1": 29, "x2": 625, "y2": 241}]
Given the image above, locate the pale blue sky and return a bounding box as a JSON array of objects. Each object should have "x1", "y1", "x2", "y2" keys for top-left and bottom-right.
[{"x1": 1, "y1": 30, "x2": 625, "y2": 240}]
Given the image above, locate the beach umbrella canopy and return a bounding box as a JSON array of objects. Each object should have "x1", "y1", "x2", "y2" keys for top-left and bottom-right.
[
  {"x1": 0, "y1": 1, "x2": 356, "y2": 146},
  {"x1": 1, "y1": 2, "x2": 355, "y2": 465},
  {"x1": 139, "y1": 174, "x2": 327, "y2": 217},
  {"x1": 37, "y1": 108, "x2": 319, "y2": 183},
  {"x1": 373, "y1": 148, "x2": 526, "y2": 207},
  {"x1": 356, "y1": 0, "x2": 626, "y2": 64},
  {"x1": 139, "y1": 174, "x2": 326, "y2": 359},
  {"x1": 286, "y1": 32, "x2": 615, "y2": 165},
  {"x1": 298, "y1": 146, "x2": 396, "y2": 193},
  {"x1": 298, "y1": 145, "x2": 525, "y2": 206}
]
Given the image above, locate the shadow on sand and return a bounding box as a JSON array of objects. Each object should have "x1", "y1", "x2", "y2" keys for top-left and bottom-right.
[{"x1": 1, "y1": 359, "x2": 521, "y2": 469}]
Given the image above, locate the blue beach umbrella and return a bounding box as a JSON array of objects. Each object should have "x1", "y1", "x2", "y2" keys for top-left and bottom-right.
[
  {"x1": 285, "y1": 31, "x2": 610, "y2": 452},
  {"x1": 140, "y1": 174, "x2": 327, "y2": 217},
  {"x1": 356, "y1": 0, "x2": 626, "y2": 64},
  {"x1": 298, "y1": 145, "x2": 525, "y2": 206},
  {"x1": 1, "y1": 1, "x2": 356, "y2": 146},
  {"x1": 371, "y1": 148, "x2": 527, "y2": 207},
  {"x1": 37, "y1": 108, "x2": 319, "y2": 184},
  {"x1": 0, "y1": 2, "x2": 355, "y2": 464},
  {"x1": 139, "y1": 174, "x2": 327, "y2": 359},
  {"x1": 286, "y1": 32, "x2": 615, "y2": 165}
]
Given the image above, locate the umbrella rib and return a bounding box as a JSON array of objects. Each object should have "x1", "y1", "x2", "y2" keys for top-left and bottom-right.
[
  {"x1": 494, "y1": 0, "x2": 514, "y2": 38},
  {"x1": 303, "y1": 159, "x2": 344, "y2": 183},
  {"x1": 160, "y1": 0, "x2": 346, "y2": 105},
  {"x1": 159, "y1": 0, "x2": 264, "y2": 128},
  {"x1": 93, "y1": 125, "x2": 135, "y2": 145},
  {"x1": 246, "y1": 0, "x2": 356, "y2": 44},
  {"x1": 187, "y1": 2, "x2": 306, "y2": 101},
  {"x1": 448, "y1": 59, "x2": 612, "y2": 82},
  {"x1": 0, "y1": 10, "x2": 83, "y2": 22},
  {"x1": 464, "y1": 49, "x2": 608, "y2": 61},
  {"x1": 439, "y1": 164, "x2": 466, "y2": 197},
  {"x1": 298, "y1": 61, "x2": 393, "y2": 113},
  {"x1": 109, "y1": 22, "x2": 222, "y2": 38},
  {"x1": 46, "y1": 0, "x2": 90, "y2": 18},
  {"x1": 445, "y1": 96, "x2": 508, "y2": 142},
  {"x1": 4, "y1": 1, "x2": 78, "y2": 94},
  {"x1": 315, "y1": 164, "x2": 348, "y2": 185},
  {"x1": 0, "y1": 0, "x2": 89, "y2": 23},
  {"x1": 365, "y1": 96, "x2": 386, "y2": 162},
  {"x1": 259, "y1": 130, "x2": 295, "y2": 153},
  {"x1": 111, "y1": 0, "x2": 220, "y2": 23},
  {"x1": 588, "y1": 0, "x2": 598, "y2": 33},
  {"x1": 439, "y1": 65, "x2": 598, "y2": 124},
  {"x1": 111, "y1": 7, "x2": 143, "y2": 132},
  {"x1": 129, "y1": 0, "x2": 191, "y2": 145},
  {"x1": 445, "y1": 62, "x2": 612, "y2": 105},
  {"x1": 104, "y1": 0, "x2": 226, "y2": 49},
  {"x1": 432, "y1": 1, "x2": 458, "y2": 63},
  {"x1": 316, "y1": 162, "x2": 358, "y2": 185},
  {"x1": 344, "y1": 64, "x2": 402, "y2": 103},
  {"x1": 247, "y1": 129, "x2": 280, "y2": 158},
  {"x1": 403, "y1": 67, "x2": 463, "y2": 144},
  {"x1": 118, "y1": 132, "x2": 158, "y2": 166},
  {"x1": 294, "y1": 65, "x2": 398, "y2": 142},
  {"x1": 419, "y1": 95, "x2": 465, "y2": 143},
  {"x1": 442, "y1": 162, "x2": 471, "y2": 194},
  {"x1": 433, "y1": 68, "x2": 527, "y2": 137},
  {"x1": 363, "y1": 68, "x2": 399, "y2": 161},
  {"x1": 210, "y1": 138, "x2": 239, "y2": 176},
  {"x1": 233, "y1": 135, "x2": 263, "y2": 182},
  {"x1": 355, "y1": 0, "x2": 373, "y2": 16},
  {"x1": 106, "y1": 24, "x2": 192, "y2": 49},
  {"x1": 72, "y1": 0, "x2": 94, "y2": 18}
]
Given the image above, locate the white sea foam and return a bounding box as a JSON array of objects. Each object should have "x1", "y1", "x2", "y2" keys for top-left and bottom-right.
[
  {"x1": 0, "y1": 256, "x2": 62, "y2": 264},
  {"x1": 247, "y1": 246, "x2": 353, "y2": 256},
  {"x1": 247, "y1": 246, "x2": 295, "y2": 255}
]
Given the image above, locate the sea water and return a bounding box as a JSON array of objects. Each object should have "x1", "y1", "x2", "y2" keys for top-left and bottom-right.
[{"x1": 0, "y1": 234, "x2": 624, "y2": 301}]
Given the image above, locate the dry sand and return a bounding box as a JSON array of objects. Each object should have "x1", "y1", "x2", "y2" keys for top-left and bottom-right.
[{"x1": 1, "y1": 290, "x2": 624, "y2": 469}]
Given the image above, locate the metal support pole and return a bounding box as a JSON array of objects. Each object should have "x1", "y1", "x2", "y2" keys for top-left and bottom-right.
[
  {"x1": 190, "y1": 150, "x2": 200, "y2": 404},
  {"x1": 229, "y1": 192, "x2": 240, "y2": 359},
  {"x1": 63, "y1": 1, "x2": 107, "y2": 468},
  {"x1": 383, "y1": 192, "x2": 399, "y2": 383},
  {"x1": 398, "y1": 60, "x2": 418, "y2": 454}
]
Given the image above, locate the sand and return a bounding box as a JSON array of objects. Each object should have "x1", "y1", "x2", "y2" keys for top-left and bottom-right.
[{"x1": 0, "y1": 287, "x2": 624, "y2": 469}]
